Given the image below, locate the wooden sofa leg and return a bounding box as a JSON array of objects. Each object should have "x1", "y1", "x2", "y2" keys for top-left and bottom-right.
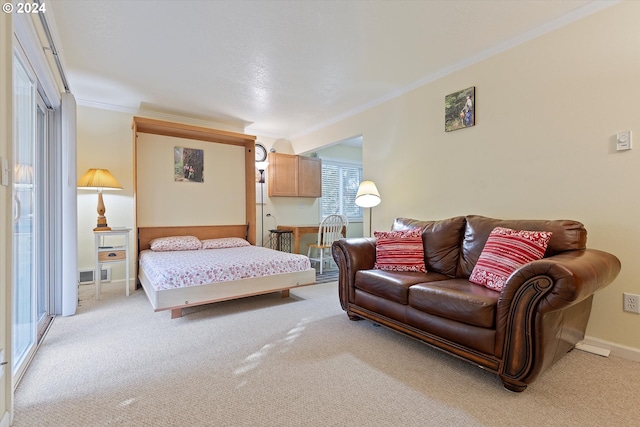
[
  {"x1": 501, "y1": 377, "x2": 527, "y2": 393},
  {"x1": 171, "y1": 308, "x2": 183, "y2": 319},
  {"x1": 281, "y1": 289, "x2": 290, "y2": 298}
]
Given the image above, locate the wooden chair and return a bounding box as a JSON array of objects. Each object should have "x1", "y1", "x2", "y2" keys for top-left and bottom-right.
[{"x1": 307, "y1": 214, "x2": 345, "y2": 274}]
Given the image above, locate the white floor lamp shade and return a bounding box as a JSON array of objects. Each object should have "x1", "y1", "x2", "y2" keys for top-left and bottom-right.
[{"x1": 355, "y1": 180, "x2": 381, "y2": 236}]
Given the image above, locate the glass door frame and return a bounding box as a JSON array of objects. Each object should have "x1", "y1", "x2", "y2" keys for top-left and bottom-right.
[
  {"x1": 35, "y1": 91, "x2": 54, "y2": 343},
  {"x1": 12, "y1": 44, "x2": 53, "y2": 385}
]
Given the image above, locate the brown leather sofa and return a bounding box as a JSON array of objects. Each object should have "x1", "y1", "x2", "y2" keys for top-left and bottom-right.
[{"x1": 331, "y1": 215, "x2": 621, "y2": 391}]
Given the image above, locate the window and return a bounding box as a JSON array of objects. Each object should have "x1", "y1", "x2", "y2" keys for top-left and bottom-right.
[{"x1": 320, "y1": 160, "x2": 363, "y2": 220}]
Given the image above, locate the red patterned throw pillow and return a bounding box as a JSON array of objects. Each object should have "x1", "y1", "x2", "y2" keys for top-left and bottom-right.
[
  {"x1": 469, "y1": 227, "x2": 552, "y2": 292},
  {"x1": 374, "y1": 228, "x2": 427, "y2": 272}
]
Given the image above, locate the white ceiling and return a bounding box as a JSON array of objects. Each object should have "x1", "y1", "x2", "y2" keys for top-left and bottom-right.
[{"x1": 47, "y1": 0, "x2": 609, "y2": 139}]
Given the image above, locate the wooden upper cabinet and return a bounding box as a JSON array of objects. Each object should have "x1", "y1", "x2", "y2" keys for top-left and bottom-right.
[
  {"x1": 298, "y1": 156, "x2": 322, "y2": 197},
  {"x1": 268, "y1": 153, "x2": 298, "y2": 197},
  {"x1": 268, "y1": 153, "x2": 321, "y2": 198}
]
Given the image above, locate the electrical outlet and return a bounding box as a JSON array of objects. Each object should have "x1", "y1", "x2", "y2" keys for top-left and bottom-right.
[{"x1": 623, "y1": 293, "x2": 640, "y2": 313}]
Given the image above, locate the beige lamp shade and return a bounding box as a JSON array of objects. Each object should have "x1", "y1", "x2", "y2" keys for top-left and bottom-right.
[
  {"x1": 355, "y1": 180, "x2": 381, "y2": 208},
  {"x1": 77, "y1": 168, "x2": 123, "y2": 190},
  {"x1": 14, "y1": 163, "x2": 34, "y2": 185},
  {"x1": 78, "y1": 168, "x2": 122, "y2": 231}
]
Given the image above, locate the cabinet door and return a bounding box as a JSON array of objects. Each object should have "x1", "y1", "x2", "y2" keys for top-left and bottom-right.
[
  {"x1": 298, "y1": 156, "x2": 322, "y2": 197},
  {"x1": 268, "y1": 153, "x2": 298, "y2": 197}
]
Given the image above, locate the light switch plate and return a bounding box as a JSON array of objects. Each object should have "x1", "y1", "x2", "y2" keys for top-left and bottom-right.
[
  {"x1": 616, "y1": 131, "x2": 632, "y2": 151},
  {"x1": 1, "y1": 157, "x2": 8, "y2": 186}
]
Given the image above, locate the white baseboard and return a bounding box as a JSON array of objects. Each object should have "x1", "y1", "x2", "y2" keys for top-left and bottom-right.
[
  {"x1": 79, "y1": 278, "x2": 133, "y2": 287},
  {"x1": 579, "y1": 336, "x2": 640, "y2": 362},
  {"x1": 575, "y1": 342, "x2": 610, "y2": 357},
  {"x1": 1, "y1": 411, "x2": 10, "y2": 427}
]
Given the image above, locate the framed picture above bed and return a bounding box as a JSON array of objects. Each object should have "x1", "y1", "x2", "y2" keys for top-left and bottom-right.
[{"x1": 174, "y1": 146, "x2": 204, "y2": 183}]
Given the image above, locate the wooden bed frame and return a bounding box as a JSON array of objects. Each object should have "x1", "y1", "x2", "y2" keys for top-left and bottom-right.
[
  {"x1": 133, "y1": 118, "x2": 315, "y2": 319},
  {"x1": 137, "y1": 225, "x2": 316, "y2": 319}
]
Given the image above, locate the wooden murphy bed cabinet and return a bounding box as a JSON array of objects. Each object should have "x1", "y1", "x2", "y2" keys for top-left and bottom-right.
[{"x1": 268, "y1": 153, "x2": 321, "y2": 198}]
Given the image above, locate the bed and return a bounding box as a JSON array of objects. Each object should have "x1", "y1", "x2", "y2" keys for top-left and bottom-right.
[{"x1": 137, "y1": 225, "x2": 316, "y2": 319}]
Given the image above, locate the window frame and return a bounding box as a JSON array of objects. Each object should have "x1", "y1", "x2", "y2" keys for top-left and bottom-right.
[{"x1": 319, "y1": 157, "x2": 363, "y2": 222}]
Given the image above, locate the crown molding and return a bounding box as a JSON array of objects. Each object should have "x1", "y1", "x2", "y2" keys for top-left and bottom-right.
[{"x1": 291, "y1": 0, "x2": 620, "y2": 140}]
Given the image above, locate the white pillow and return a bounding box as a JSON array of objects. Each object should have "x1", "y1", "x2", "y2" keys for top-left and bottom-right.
[
  {"x1": 149, "y1": 235, "x2": 202, "y2": 252},
  {"x1": 201, "y1": 237, "x2": 251, "y2": 250}
]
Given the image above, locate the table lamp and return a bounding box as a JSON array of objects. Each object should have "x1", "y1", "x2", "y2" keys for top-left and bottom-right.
[{"x1": 77, "y1": 168, "x2": 122, "y2": 231}]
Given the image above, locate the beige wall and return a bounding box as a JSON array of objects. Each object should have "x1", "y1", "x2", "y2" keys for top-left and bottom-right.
[
  {"x1": 136, "y1": 133, "x2": 246, "y2": 226},
  {"x1": 77, "y1": 107, "x2": 135, "y2": 281},
  {"x1": 293, "y1": 1, "x2": 640, "y2": 351},
  {"x1": 314, "y1": 142, "x2": 362, "y2": 163}
]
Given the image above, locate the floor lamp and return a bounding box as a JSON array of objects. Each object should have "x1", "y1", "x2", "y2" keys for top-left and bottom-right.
[
  {"x1": 355, "y1": 180, "x2": 381, "y2": 237},
  {"x1": 256, "y1": 161, "x2": 269, "y2": 246}
]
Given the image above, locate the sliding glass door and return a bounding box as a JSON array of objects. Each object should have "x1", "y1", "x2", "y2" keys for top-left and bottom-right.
[
  {"x1": 13, "y1": 50, "x2": 52, "y2": 381},
  {"x1": 35, "y1": 94, "x2": 51, "y2": 340}
]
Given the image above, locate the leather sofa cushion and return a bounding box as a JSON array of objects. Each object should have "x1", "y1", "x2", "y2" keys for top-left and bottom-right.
[
  {"x1": 392, "y1": 216, "x2": 466, "y2": 277},
  {"x1": 355, "y1": 269, "x2": 449, "y2": 304},
  {"x1": 405, "y1": 307, "x2": 497, "y2": 356},
  {"x1": 457, "y1": 215, "x2": 587, "y2": 278},
  {"x1": 408, "y1": 279, "x2": 499, "y2": 328}
]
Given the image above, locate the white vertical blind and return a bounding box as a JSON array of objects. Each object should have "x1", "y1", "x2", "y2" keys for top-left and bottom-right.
[
  {"x1": 320, "y1": 160, "x2": 362, "y2": 220},
  {"x1": 60, "y1": 92, "x2": 77, "y2": 316}
]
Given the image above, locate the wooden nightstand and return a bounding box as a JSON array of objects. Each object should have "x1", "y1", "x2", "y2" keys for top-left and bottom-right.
[{"x1": 94, "y1": 228, "x2": 131, "y2": 299}]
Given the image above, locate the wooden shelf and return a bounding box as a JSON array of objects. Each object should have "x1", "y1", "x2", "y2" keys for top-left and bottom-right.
[{"x1": 132, "y1": 116, "x2": 255, "y2": 146}]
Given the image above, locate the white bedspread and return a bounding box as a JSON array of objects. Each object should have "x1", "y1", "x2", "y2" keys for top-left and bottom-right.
[{"x1": 139, "y1": 246, "x2": 312, "y2": 291}]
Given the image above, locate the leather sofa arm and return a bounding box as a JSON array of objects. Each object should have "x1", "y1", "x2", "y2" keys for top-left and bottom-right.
[
  {"x1": 496, "y1": 249, "x2": 621, "y2": 390},
  {"x1": 499, "y1": 249, "x2": 621, "y2": 319},
  {"x1": 332, "y1": 237, "x2": 377, "y2": 311}
]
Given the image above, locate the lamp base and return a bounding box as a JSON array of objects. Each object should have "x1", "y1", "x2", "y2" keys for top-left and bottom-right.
[{"x1": 94, "y1": 216, "x2": 111, "y2": 231}]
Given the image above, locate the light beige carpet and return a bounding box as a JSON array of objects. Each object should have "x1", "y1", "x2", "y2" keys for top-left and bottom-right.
[{"x1": 13, "y1": 281, "x2": 640, "y2": 426}]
